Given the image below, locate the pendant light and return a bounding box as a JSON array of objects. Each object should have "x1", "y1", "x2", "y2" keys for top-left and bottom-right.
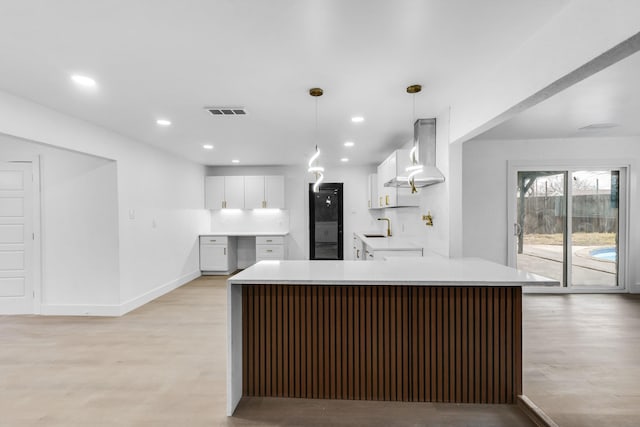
[
  {"x1": 406, "y1": 84, "x2": 424, "y2": 194},
  {"x1": 308, "y1": 87, "x2": 325, "y2": 193}
]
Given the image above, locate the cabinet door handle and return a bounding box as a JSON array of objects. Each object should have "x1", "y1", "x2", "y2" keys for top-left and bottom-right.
[
  {"x1": 266, "y1": 249, "x2": 273, "y2": 253},
  {"x1": 379, "y1": 196, "x2": 383, "y2": 207},
  {"x1": 385, "y1": 195, "x2": 390, "y2": 206},
  {"x1": 357, "y1": 249, "x2": 360, "y2": 258},
  {"x1": 224, "y1": 248, "x2": 226, "y2": 255},
  {"x1": 368, "y1": 200, "x2": 371, "y2": 208},
  {"x1": 266, "y1": 239, "x2": 272, "y2": 242},
  {"x1": 262, "y1": 201, "x2": 266, "y2": 208}
]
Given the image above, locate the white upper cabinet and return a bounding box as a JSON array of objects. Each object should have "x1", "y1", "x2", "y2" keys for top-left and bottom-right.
[
  {"x1": 244, "y1": 176, "x2": 265, "y2": 209},
  {"x1": 204, "y1": 176, "x2": 244, "y2": 209},
  {"x1": 376, "y1": 149, "x2": 419, "y2": 208},
  {"x1": 224, "y1": 176, "x2": 245, "y2": 209},
  {"x1": 377, "y1": 154, "x2": 397, "y2": 207},
  {"x1": 367, "y1": 173, "x2": 381, "y2": 209},
  {"x1": 205, "y1": 176, "x2": 225, "y2": 209},
  {"x1": 265, "y1": 175, "x2": 285, "y2": 209},
  {"x1": 206, "y1": 175, "x2": 285, "y2": 210},
  {"x1": 245, "y1": 176, "x2": 285, "y2": 209}
]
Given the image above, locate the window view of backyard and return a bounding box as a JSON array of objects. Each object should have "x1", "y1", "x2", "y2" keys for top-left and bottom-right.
[{"x1": 516, "y1": 170, "x2": 619, "y2": 288}]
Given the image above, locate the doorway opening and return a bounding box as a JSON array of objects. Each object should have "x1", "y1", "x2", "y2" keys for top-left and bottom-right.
[
  {"x1": 309, "y1": 183, "x2": 343, "y2": 260},
  {"x1": 509, "y1": 165, "x2": 627, "y2": 292}
]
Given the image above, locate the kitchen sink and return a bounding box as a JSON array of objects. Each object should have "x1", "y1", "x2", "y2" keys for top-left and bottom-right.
[{"x1": 363, "y1": 234, "x2": 386, "y2": 238}]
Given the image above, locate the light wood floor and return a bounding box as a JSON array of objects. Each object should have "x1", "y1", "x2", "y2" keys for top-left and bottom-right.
[
  {"x1": 523, "y1": 293, "x2": 640, "y2": 427},
  {"x1": 0, "y1": 276, "x2": 533, "y2": 427},
  {"x1": 6, "y1": 278, "x2": 640, "y2": 426}
]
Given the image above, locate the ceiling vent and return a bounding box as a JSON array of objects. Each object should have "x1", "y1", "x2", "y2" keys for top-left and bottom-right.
[{"x1": 205, "y1": 106, "x2": 247, "y2": 116}]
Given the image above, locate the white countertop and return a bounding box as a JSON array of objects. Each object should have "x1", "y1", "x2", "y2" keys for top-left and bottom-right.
[
  {"x1": 201, "y1": 231, "x2": 289, "y2": 236},
  {"x1": 354, "y1": 232, "x2": 423, "y2": 251},
  {"x1": 228, "y1": 258, "x2": 558, "y2": 287}
]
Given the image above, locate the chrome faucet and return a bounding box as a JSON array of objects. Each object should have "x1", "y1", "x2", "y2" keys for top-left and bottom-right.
[{"x1": 377, "y1": 217, "x2": 392, "y2": 237}]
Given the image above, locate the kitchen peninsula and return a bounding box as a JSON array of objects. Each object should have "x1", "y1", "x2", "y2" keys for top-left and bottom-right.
[{"x1": 226, "y1": 258, "x2": 557, "y2": 415}]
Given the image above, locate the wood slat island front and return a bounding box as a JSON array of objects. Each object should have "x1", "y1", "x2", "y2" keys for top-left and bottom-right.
[
  {"x1": 241, "y1": 284, "x2": 521, "y2": 404},
  {"x1": 227, "y1": 259, "x2": 555, "y2": 415}
]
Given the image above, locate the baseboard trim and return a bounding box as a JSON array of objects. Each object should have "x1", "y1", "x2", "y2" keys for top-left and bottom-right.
[
  {"x1": 39, "y1": 270, "x2": 201, "y2": 317},
  {"x1": 40, "y1": 303, "x2": 121, "y2": 316},
  {"x1": 518, "y1": 395, "x2": 559, "y2": 427},
  {"x1": 119, "y1": 270, "x2": 201, "y2": 316}
]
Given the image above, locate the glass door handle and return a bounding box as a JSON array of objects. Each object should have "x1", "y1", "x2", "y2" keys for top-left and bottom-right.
[{"x1": 513, "y1": 223, "x2": 522, "y2": 236}]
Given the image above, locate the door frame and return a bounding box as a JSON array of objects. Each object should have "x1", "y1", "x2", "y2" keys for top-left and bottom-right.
[
  {"x1": 507, "y1": 159, "x2": 629, "y2": 293},
  {"x1": 1, "y1": 156, "x2": 42, "y2": 313}
]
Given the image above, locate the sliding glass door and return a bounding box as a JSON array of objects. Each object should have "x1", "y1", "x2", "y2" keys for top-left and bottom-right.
[
  {"x1": 515, "y1": 171, "x2": 567, "y2": 287},
  {"x1": 570, "y1": 170, "x2": 619, "y2": 288},
  {"x1": 511, "y1": 167, "x2": 625, "y2": 291}
]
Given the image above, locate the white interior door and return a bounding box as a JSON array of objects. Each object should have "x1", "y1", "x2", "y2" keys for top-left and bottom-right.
[{"x1": 0, "y1": 162, "x2": 34, "y2": 313}]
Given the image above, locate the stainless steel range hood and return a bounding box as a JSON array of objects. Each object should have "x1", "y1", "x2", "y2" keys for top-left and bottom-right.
[{"x1": 384, "y1": 118, "x2": 445, "y2": 188}]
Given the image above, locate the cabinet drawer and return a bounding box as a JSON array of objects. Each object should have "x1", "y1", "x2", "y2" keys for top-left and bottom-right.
[
  {"x1": 373, "y1": 249, "x2": 423, "y2": 260},
  {"x1": 201, "y1": 236, "x2": 228, "y2": 245},
  {"x1": 256, "y1": 236, "x2": 284, "y2": 245},
  {"x1": 256, "y1": 244, "x2": 284, "y2": 259}
]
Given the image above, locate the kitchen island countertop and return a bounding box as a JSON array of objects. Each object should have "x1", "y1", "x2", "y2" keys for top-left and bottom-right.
[{"x1": 228, "y1": 258, "x2": 557, "y2": 287}]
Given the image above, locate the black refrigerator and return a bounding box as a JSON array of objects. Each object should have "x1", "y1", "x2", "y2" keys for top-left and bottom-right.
[{"x1": 309, "y1": 183, "x2": 343, "y2": 260}]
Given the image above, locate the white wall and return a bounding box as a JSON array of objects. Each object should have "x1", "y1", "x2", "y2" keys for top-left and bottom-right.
[
  {"x1": 0, "y1": 134, "x2": 120, "y2": 309},
  {"x1": 0, "y1": 89, "x2": 209, "y2": 315},
  {"x1": 462, "y1": 137, "x2": 639, "y2": 292},
  {"x1": 207, "y1": 165, "x2": 381, "y2": 260},
  {"x1": 117, "y1": 142, "x2": 208, "y2": 306}
]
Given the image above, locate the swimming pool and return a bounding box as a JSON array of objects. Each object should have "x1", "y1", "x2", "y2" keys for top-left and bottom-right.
[{"x1": 590, "y1": 247, "x2": 617, "y2": 262}]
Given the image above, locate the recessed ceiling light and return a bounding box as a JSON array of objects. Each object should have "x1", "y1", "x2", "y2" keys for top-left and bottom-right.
[
  {"x1": 70, "y1": 74, "x2": 96, "y2": 88},
  {"x1": 203, "y1": 144, "x2": 214, "y2": 150},
  {"x1": 351, "y1": 116, "x2": 364, "y2": 123},
  {"x1": 344, "y1": 141, "x2": 355, "y2": 147},
  {"x1": 156, "y1": 119, "x2": 172, "y2": 126},
  {"x1": 231, "y1": 159, "x2": 240, "y2": 164},
  {"x1": 341, "y1": 158, "x2": 349, "y2": 162}
]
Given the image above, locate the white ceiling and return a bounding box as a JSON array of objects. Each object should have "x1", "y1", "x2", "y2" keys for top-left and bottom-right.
[
  {"x1": 476, "y1": 48, "x2": 640, "y2": 140},
  {"x1": 0, "y1": 0, "x2": 567, "y2": 166}
]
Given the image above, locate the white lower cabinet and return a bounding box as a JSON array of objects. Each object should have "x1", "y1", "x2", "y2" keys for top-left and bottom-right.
[
  {"x1": 370, "y1": 249, "x2": 423, "y2": 260},
  {"x1": 363, "y1": 243, "x2": 423, "y2": 260},
  {"x1": 353, "y1": 234, "x2": 364, "y2": 260},
  {"x1": 200, "y1": 236, "x2": 238, "y2": 274},
  {"x1": 255, "y1": 235, "x2": 286, "y2": 262}
]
